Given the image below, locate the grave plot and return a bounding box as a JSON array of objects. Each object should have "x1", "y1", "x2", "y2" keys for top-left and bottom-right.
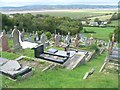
[
  {"x1": 33, "y1": 44, "x2": 93, "y2": 70},
  {"x1": 0, "y1": 57, "x2": 32, "y2": 80},
  {"x1": 33, "y1": 45, "x2": 69, "y2": 64},
  {"x1": 62, "y1": 49, "x2": 94, "y2": 70},
  {"x1": 103, "y1": 48, "x2": 120, "y2": 74},
  {"x1": 18, "y1": 59, "x2": 50, "y2": 70}
]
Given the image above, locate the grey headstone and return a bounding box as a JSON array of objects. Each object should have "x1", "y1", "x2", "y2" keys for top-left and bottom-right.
[
  {"x1": 65, "y1": 32, "x2": 71, "y2": 45},
  {"x1": 40, "y1": 33, "x2": 48, "y2": 47},
  {"x1": 34, "y1": 31, "x2": 39, "y2": 41},
  {"x1": 55, "y1": 33, "x2": 61, "y2": 46},
  {"x1": 12, "y1": 26, "x2": 22, "y2": 50}
]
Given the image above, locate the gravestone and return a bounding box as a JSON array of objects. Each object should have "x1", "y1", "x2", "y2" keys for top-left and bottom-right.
[
  {"x1": 79, "y1": 34, "x2": 86, "y2": 42},
  {"x1": 90, "y1": 34, "x2": 94, "y2": 45},
  {"x1": 27, "y1": 34, "x2": 33, "y2": 42},
  {"x1": 33, "y1": 31, "x2": 35, "y2": 35},
  {"x1": 65, "y1": 32, "x2": 71, "y2": 45},
  {"x1": 55, "y1": 33, "x2": 61, "y2": 46},
  {"x1": 21, "y1": 29, "x2": 25, "y2": 41},
  {"x1": 62, "y1": 35, "x2": 65, "y2": 42},
  {"x1": 40, "y1": 32, "x2": 48, "y2": 47},
  {"x1": 74, "y1": 34, "x2": 79, "y2": 47},
  {"x1": 111, "y1": 34, "x2": 115, "y2": 49},
  {"x1": 7, "y1": 28, "x2": 13, "y2": 38},
  {"x1": 34, "y1": 31, "x2": 39, "y2": 41},
  {"x1": 12, "y1": 26, "x2": 22, "y2": 50},
  {"x1": 0, "y1": 32, "x2": 10, "y2": 51},
  {"x1": 84, "y1": 37, "x2": 89, "y2": 46}
]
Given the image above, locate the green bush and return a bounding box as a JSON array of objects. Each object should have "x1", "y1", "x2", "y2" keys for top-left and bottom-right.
[
  {"x1": 98, "y1": 44, "x2": 102, "y2": 47},
  {"x1": 46, "y1": 32, "x2": 52, "y2": 40},
  {"x1": 37, "y1": 31, "x2": 43, "y2": 37}
]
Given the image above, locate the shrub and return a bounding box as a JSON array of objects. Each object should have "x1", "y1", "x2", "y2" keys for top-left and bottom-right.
[
  {"x1": 46, "y1": 32, "x2": 52, "y2": 40},
  {"x1": 37, "y1": 31, "x2": 43, "y2": 37},
  {"x1": 98, "y1": 44, "x2": 102, "y2": 47}
]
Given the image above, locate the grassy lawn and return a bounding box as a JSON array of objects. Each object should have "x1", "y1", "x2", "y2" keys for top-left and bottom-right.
[
  {"x1": 82, "y1": 27, "x2": 114, "y2": 41},
  {"x1": 1, "y1": 51, "x2": 118, "y2": 88}
]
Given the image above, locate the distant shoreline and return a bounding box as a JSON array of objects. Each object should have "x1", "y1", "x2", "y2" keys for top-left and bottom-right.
[{"x1": 1, "y1": 8, "x2": 117, "y2": 14}]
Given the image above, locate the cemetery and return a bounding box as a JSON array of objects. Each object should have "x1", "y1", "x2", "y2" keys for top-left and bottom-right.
[
  {"x1": 0, "y1": 25, "x2": 104, "y2": 79},
  {"x1": 0, "y1": 11, "x2": 119, "y2": 88}
]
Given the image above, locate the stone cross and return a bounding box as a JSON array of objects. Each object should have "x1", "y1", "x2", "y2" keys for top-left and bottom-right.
[
  {"x1": 12, "y1": 26, "x2": 22, "y2": 50},
  {"x1": 0, "y1": 31, "x2": 10, "y2": 51}
]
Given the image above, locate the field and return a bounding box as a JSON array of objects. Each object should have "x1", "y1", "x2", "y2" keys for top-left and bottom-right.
[
  {"x1": 1, "y1": 51, "x2": 118, "y2": 88},
  {"x1": 32, "y1": 9, "x2": 116, "y2": 19},
  {"x1": 82, "y1": 27, "x2": 114, "y2": 41},
  {"x1": 6, "y1": 9, "x2": 117, "y2": 19},
  {"x1": 107, "y1": 20, "x2": 118, "y2": 26},
  {"x1": 88, "y1": 14, "x2": 112, "y2": 21}
]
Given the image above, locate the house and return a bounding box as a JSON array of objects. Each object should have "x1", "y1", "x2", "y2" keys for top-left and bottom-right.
[
  {"x1": 89, "y1": 22, "x2": 99, "y2": 26},
  {"x1": 81, "y1": 21, "x2": 87, "y2": 25}
]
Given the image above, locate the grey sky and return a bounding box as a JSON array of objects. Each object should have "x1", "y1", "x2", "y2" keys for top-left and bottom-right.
[{"x1": 0, "y1": 0, "x2": 119, "y2": 7}]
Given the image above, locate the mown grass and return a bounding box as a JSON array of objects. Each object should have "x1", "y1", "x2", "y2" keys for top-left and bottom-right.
[
  {"x1": 1, "y1": 51, "x2": 118, "y2": 88},
  {"x1": 82, "y1": 27, "x2": 114, "y2": 41}
]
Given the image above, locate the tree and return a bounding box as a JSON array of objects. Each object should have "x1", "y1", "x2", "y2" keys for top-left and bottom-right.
[
  {"x1": 109, "y1": 27, "x2": 120, "y2": 43},
  {"x1": 94, "y1": 18, "x2": 101, "y2": 25},
  {"x1": 2, "y1": 14, "x2": 14, "y2": 31},
  {"x1": 114, "y1": 27, "x2": 120, "y2": 43}
]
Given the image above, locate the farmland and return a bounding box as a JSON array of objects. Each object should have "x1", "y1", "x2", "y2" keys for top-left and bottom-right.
[
  {"x1": 31, "y1": 9, "x2": 117, "y2": 19},
  {"x1": 107, "y1": 20, "x2": 119, "y2": 26},
  {"x1": 4, "y1": 9, "x2": 117, "y2": 19},
  {"x1": 88, "y1": 14, "x2": 113, "y2": 21}
]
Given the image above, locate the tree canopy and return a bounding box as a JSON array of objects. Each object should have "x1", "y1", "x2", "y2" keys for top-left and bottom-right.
[{"x1": 2, "y1": 13, "x2": 83, "y2": 35}]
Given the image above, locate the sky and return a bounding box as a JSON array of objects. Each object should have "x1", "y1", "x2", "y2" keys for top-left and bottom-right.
[{"x1": 0, "y1": 0, "x2": 119, "y2": 7}]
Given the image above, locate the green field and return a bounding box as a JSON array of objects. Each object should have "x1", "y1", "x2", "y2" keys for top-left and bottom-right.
[
  {"x1": 108, "y1": 20, "x2": 118, "y2": 26},
  {"x1": 88, "y1": 14, "x2": 112, "y2": 21},
  {"x1": 1, "y1": 51, "x2": 118, "y2": 88},
  {"x1": 31, "y1": 9, "x2": 116, "y2": 19},
  {"x1": 82, "y1": 27, "x2": 114, "y2": 41}
]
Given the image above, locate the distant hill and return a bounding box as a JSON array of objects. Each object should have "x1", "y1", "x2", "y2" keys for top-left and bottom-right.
[{"x1": 0, "y1": 5, "x2": 117, "y2": 12}]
